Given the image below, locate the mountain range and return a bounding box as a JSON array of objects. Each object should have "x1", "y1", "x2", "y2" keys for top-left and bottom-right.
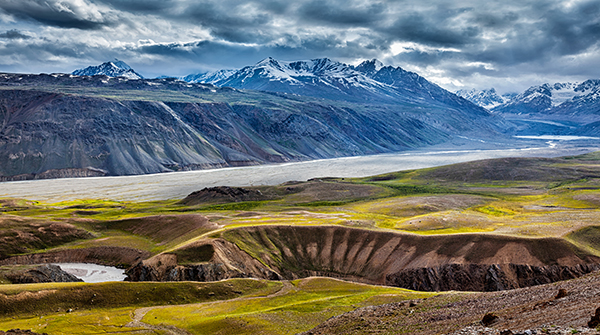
[
  {"x1": 457, "y1": 81, "x2": 600, "y2": 136},
  {"x1": 458, "y1": 81, "x2": 600, "y2": 124},
  {"x1": 74, "y1": 59, "x2": 600, "y2": 127},
  {"x1": 1, "y1": 57, "x2": 597, "y2": 180},
  {"x1": 183, "y1": 58, "x2": 599, "y2": 131},
  {"x1": 180, "y1": 57, "x2": 481, "y2": 112},
  {"x1": 0, "y1": 64, "x2": 504, "y2": 180}
]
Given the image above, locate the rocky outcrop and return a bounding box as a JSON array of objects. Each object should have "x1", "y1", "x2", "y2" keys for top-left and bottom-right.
[
  {"x1": 0, "y1": 330, "x2": 48, "y2": 335},
  {"x1": 6, "y1": 264, "x2": 83, "y2": 284},
  {"x1": 386, "y1": 263, "x2": 600, "y2": 292},
  {"x1": 0, "y1": 247, "x2": 149, "y2": 268},
  {"x1": 180, "y1": 186, "x2": 269, "y2": 205},
  {"x1": 126, "y1": 239, "x2": 280, "y2": 282},
  {"x1": 0, "y1": 167, "x2": 107, "y2": 182}
]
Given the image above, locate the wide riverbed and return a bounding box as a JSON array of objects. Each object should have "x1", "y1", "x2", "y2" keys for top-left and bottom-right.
[{"x1": 2, "y1": 142, "x2": 599, "y2": 202}]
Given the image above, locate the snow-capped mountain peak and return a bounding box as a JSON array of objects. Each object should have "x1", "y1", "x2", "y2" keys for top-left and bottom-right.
[
  {"x1": 456, "y1": 88, "x2": 509, "y2": 109},
  {"x1": 354, "y1": 59, "x2": 384, "y2": 76},
  {"x1": 499, "y1": 82, "x2": 580, "y2": 112},
  {"x1": 255, "y1": 57, "x2": 287, "y2": 71},
  {"x1": 72, "y1": 59, "x2": 143, "y2": 79}
]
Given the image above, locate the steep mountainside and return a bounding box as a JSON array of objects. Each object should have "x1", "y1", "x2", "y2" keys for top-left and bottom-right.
[
  {"x1": 72, "y1": 60, "x2": 143, "y2": 79},
  {"x1": 0, "y1": 73, "x2": 506, "y2": 179}
]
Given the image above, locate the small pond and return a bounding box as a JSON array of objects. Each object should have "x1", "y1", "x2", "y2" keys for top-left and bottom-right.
[{"x1": 53, "y1": 263, "x2": 127, "y2": 283}]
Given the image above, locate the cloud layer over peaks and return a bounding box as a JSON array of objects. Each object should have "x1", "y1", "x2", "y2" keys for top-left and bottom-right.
[{"x1": 1, "y1": 0, "x2": 599, "y2": 93}]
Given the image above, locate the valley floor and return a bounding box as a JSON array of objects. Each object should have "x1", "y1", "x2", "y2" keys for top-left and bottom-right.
[
  {"x1": 0, "y1": 141, "x2": 597, "y2": 203},
  {"x1": 3, "y1": 151, "x2": 600, "y2": 334}
]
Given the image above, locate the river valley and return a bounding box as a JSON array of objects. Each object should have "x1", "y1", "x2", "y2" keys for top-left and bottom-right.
[{"x1": 1, "y1": 141, "x2": 599, "y2": 202}]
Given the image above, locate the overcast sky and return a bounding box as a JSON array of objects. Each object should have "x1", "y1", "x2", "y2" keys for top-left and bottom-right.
[{"x1": 1, "y1": 0, "x2": 599, "y2": 93}]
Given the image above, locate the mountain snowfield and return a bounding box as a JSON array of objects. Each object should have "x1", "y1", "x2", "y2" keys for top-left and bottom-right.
[
  {"x1": 72, "y1": 60, "x2": 144, "y2": 80},
  {"x1": 182, "y1": 69, "x2": 236, "y2": 84},
  {"x1": 455, "y1": 88, "x2": 513, "y2": 109}
]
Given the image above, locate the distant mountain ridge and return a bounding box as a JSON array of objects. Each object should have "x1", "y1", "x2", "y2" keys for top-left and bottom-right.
[
  {"x1": 183, "y1": 69, "x2": 236, "y2": 84},
  {"x1": 458, "y1": 82, "x2": 600, "y2": 136},
  {"x1": 494, "y1": 81, "x2": 600, "y2": 132},
  {"x1": 181, "y1": 57, "x2": 486, "y2": 117},
  {"x1": 460, "y1": 82, "x2": 600, "y2": 121},
  {"x1": 72, "y1": 60, "x2": 143, "y2": 79}
]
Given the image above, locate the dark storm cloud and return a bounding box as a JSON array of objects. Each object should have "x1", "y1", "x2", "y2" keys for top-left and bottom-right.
[
  {"x1": 136, "y1": 36, "x2": 353, "y2": 66},
  {"x1": 0, "y1": 29, "x2": 30, "y2": 39},
  {"x1": 471, "y1": 11, "x2": 520, "y2": 29},
  {"x1": 386, "y1": 13, "x2": 480, "y2": 47},
  {"x1": 0, "y1": 0, "x2": 116, "y2": 30},
  {"x1": 543, "y1": 3, "x2": 600, "y2": 56},
  {"x1": 0, "y1": 38, "x2": 93, "y2": 61},
  {"x1": 179, "y1": 1, "x2": 275, "y2": 43},
  {"x1": 2, "y1": 0, "x2": 600, "y2": 91},
  {"x1": 297, "y1": 0, "x2": 386, "y2": 25},
  {"x1": 453, "y1": 1, "x2": 600, "y2": 68},
  {"x1": 97, "y1": 0, "x2": 176, "y2": 13}
]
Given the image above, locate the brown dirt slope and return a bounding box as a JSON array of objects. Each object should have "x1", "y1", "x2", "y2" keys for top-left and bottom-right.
[
  {"x1": 301, "y1": 270, "x2": 600, "y2": 335},
  {"x1": 0, "y1": 215, "x2": 92, "y2": 259},
  {"x1": 221, "y1": 226, "x2": 598, "y2": 280},
  {"x1": 279, "y1": 179, "x2": 384, "y2": 203},
  {"x1": 180, "y1": 180, "x2": 384, "y2": 206},
  {"x1": 180, "y1": 186, "x2": 270, "y2": 205},
  {"x1": 418, "y1": 156, "x2": 600, "y2": 183},
  {"x1": 0, "y1": 247, "x2": 149, "y2": 267},
  {"x1": 105, "y1": 214, "x2": 220, "y2": 244}
]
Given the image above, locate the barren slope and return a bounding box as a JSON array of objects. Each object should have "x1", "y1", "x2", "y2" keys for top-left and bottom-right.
[{"x1": 301, "y1": 270, "x2": 600, "y2": 335}]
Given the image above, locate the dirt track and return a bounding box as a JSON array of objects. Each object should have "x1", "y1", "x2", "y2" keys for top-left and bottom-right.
[{"x1": 125, "y1": 281, "x2": 293, "y2": 335}]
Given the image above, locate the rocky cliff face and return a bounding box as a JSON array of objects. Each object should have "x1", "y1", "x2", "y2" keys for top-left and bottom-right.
[
  {"x1": 126, "y1": 239, "x2": 280, "y2": 282},
  {"x1": 387, "y1": 263, "x2": 600, "y2": 292},
  {"x1": 6, "y1": 264, "x2": 83, "y2": 284},
  {"x1": 127, "y1": 225, "x2": 600, "y2": 291}
]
